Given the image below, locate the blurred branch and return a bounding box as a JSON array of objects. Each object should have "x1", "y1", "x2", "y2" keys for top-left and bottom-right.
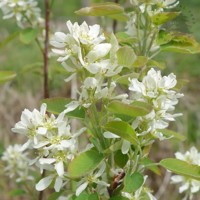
[
  {"x1": 43, "y1": 0, "x2": 50, "y2": 99},
  {"x1": 155, "y1": 171, "x2": 171, "y2": 199},
  {"x1": 112, "y1": 0, "x2": 119, "y2": 33}
]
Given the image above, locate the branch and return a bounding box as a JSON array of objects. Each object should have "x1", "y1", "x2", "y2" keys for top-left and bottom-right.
[
  {"x1": 43, "y1": 0, "x2": 50, "y2": 99},
  {"x1": 108, "y1": 171, "x2": 125, "y2": 197}
]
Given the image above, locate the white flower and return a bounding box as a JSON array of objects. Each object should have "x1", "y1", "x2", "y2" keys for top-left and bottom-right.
[
  {"x1": 0, "y1": 0, "x2": 42, "y2": 27},
  {"x1": 129, "y1": 68, "x2": 183, "y2": 139},
  {"x1": 51, "y1": 20, "x2": 112, "y2": 73},
  {"x1": 36, "y1": 174, "x2": 65, "y2": 192},
  {"x1": 76, "y1": 163, "x2": 109, "y2": 196},
  {"x1": 1, "y1": 144, "x2": 34, "y2": 182},
  {"x1": 171, "y1": 147, "x2": 200, "y2": 197},
  {"x1": 12, "y1": 103, "x2": 86, "y2": 192}
]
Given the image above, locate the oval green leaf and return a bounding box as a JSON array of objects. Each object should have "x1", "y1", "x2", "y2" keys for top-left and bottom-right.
[
  {"x1": 108, "y1": 101, "x2": 152, "y2": 117},
  {"x1": 68, "y1": 148, "x2": 104, "y2": 178},
  {"x1": 152, "y1": 12, "x2": 180, "y2": 26},
  {"x1": 114, "y1": 150, "x2": 128, "y2": 168},
  {"x1": 117, "y1": 46, "x2": 136, "y2": 68},
  {"x1": 124, "y1": 172, "x2": 144, "y2": 193},
  {"x1": 160, "y1": 158, "x2": 200, "y2": 180},
  {"x1": 104, "y1": 121, "x2": 138, "y2": 146},
  {"x1": 75, "y1": 3, "x2": 124, "y2": 16}
]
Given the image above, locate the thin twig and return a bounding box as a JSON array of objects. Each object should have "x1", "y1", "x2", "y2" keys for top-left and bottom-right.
[
  {"x1": 43, "y1": 0, "x2": 50, "y2": 99},
  {"x1": 38, "y1": 1, "x2": 50, "y2": 199},
  {"x1": 108, "y1": 171, "x2": 125, "y2": 197},
  {"x1": 155, "y1": 171, "x2": 171, "y2": 199}
]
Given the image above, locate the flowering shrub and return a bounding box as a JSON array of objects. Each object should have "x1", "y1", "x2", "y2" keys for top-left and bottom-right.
[{"x1": 1, "y1": 0, "x2": 200, "y2": 200}]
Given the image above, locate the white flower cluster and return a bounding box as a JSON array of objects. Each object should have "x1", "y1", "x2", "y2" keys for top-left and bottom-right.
[
  {"x1": 129, "y1": 68, "x2": 183, "y2": 140},
  {"x1": 171, "y1": 147, "x2": 200, "y2": 198},
  {"x1": 11, "y1": 103, "x2": 85, "y2": 192},
  {"x1": 0, "y1": 0, "x2": 42, "y2": 27},
  {"x1": 1, "y1": 144, "x2": 34, "y2": 182},
  {"x1": 51, "y1": 21, "x2": 125, "y2": 112},
  {"x1": 51, "y1": 20, "x2": 122, "y2": 80}
]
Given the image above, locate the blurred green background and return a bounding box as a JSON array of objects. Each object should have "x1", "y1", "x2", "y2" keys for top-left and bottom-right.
[{"x1": 0, "y1": 0, "x2": 200, "y2": 199}]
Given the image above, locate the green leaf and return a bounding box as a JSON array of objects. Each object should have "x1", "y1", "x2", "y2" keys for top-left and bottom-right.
[
  {"x1": 75, "y1": 2, "x2": 124, "y2": 16},
  {"x1": 9, "y1": 189, "x2": 26, "y2": 197},
  {"x1": 152, "y1": 12, "x2": 180, "y2": 26},
  {"x1": 48, "y1": 191, "x2": 64, "y2": 200},
  {"x1": 109, "y1": 13, "x2": 129, "y2": 22},
  {"x1": 124, "y1": 172, "x2": 144, "y2": 193},
  {"x1": 75, "y1": 193, "x2": 89, "y2": 200},
  {"x1": 132, "y1": 56, "x2": 148, "y2": 68},
  {"x1": 115, "y1": 32, "x2": 138, "y2": 45},
  {"x1": 140, "y1": 158, "x2": 161, "y2": 175},
  {"x1": 158, "y1": 31, "x2": 200, "y2": 54},
  {"x1": 88, "y1": 193, "x2": 99, "y2": 200},
  {"x1": 160, "y1": 158, "x2": 200, "y2": 180},
  {"x1": 147, "y1": 59, "x2": 166, "y2": 70},
  {"x1": 114, "y1": 150, "x2": 128, "y2": 168},
  {"x1": 42, "y1": 98, "x2": 85, "y2": 119},
  {"x1": 0, "y1": 31, "x2": 19, "y2": 48},
  {"x1": 68, "y1": 148, "x2": 104, "y2": 178},
  {"x1": 19, "y1": 28, "x2": 38, "y2": 44},
  {"x1": 108, "y1": 101, "x2": 152, "y2": 117},
  {"x1": 0, "y1": 71, "x2": 16, "y2": 84},
  {"x1": 117, "y1": 46, "x2": 136, "y2": 67},
  {"x1": 114, "y1": 73, "x2": 139, "y2": 85},
  {"x1": 104, "y1": 121, "x2": 138, "y2": 146},
  {"x1": 157, "y1": 129, "x2": 186, "y2": 141},
  {"x1": 157, "y1": 30, "x2": 174, "y2": 45}
]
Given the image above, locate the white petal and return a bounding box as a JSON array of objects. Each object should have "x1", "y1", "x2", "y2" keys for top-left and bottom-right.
[
  {"x1": 103, "y1": 131, "x2": 119, "y2": 139},
  {"x1": 54, "y1": 32, "x2": 68, "y2": 42},
  {"x1": 60, "y1": 140, "x2": 72, "y2": 148},
  {"x1": 37, "y1": 127, "x2": 47, "y2": 135},
  {"x1": 64, "y1": 73, "x2": 76, "y2": 82},
  {"x1": 54, "y1": 177, "x2": 63, "y2": 192},
  {"x1": 39, "y1": 158, "x2": 56, "y2": 164},
  {"x1": 52, "y1": 48, "x2": 66, "y2": 55},
  {"x1": 50, "y1": 41, "x2": 66, "y2": 48},
  {"x1": 35, "y1": 176, "x2": 53, "y2": 191},
  {"x1": 76, "y1": 182, "x2": 88, "y2": 196},
  {"x1": 122, "y1": 140, "x2": 130, "y2": 154},
  {"x1": 55, "y1": 161, "x2": 64, "y2": 177},
  {"x1": 86, "y1": 43, "x2": 111, "y2": 63},
  {"x1": 179, "y1": 182, "x2": 189, "y2": 193},
  {"x1": 64, "y1": 101, "x2": 79, "y2": 113},
  {"x1": 40, "y1": 103, "x2": 47, "y2": 115}
]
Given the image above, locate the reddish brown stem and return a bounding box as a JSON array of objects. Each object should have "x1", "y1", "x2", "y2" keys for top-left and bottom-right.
[
  {"x1": 108, "y1": 171, "x2": 125, "y2": 197},
  {"x1": 43, "y1": 0, "x2": 50, "y2": 99},
  {"x1": 38, "y1": 1, "x2": 50, "y2": 199}
]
